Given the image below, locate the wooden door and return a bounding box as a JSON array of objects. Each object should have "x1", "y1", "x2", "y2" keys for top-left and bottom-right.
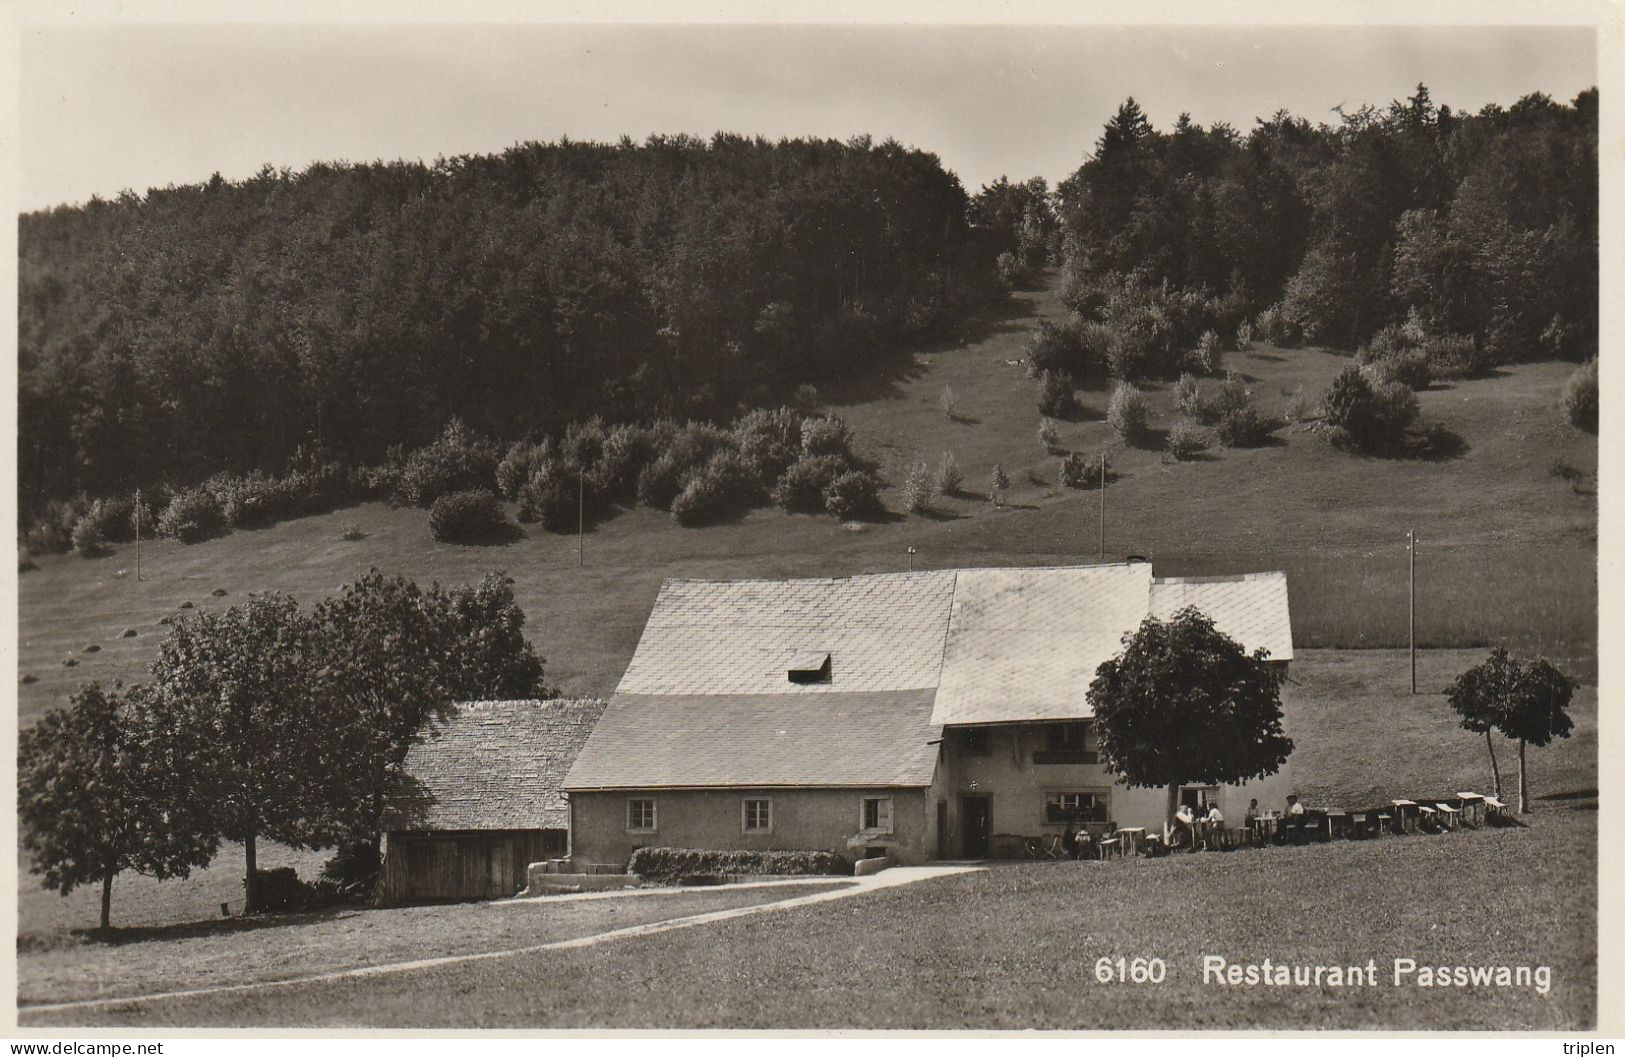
[{"x1": 961, "y1": 795, "x2": 991, "y2": 858}]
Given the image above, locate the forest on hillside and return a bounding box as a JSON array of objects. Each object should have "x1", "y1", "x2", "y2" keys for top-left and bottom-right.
[
  {"x1": 18, "y1": 135, "x2": 1002, "y2": 514},
  {"x1": 1052, "y1": 86, "x2": 1597, "y2": 369},
  {"x1": 16, "y1": 86, "x2": 1598, "y2": 525}
]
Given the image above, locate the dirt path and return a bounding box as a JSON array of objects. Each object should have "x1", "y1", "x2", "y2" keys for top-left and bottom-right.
[{"x1": 18, "y1": 865, "x2": 981, "y2": 1020}]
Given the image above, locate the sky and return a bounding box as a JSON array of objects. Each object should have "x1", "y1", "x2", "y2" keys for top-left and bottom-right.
[{"x1": 16, "y1": 22, "x2": 1599, "y2": 212}]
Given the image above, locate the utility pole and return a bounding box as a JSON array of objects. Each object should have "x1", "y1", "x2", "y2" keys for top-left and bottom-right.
[
  {"x1": 907, "y1": 546, "x2": 917, "y2": 573},
  {"x1": 1098, "y1": 453, "x2": 1106, "y2": 561},
  {"x1": 134, "y1": 487, "x2": 142, "y2": 582},
  {"x1": 1408, "y1": 529, "x2": 1417, "y2": 694},
  {"x1": 577, "y1": 471, "x2": 585, "y2": 568}
]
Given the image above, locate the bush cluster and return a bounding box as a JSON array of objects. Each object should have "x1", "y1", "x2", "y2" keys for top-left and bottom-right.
[
  {"x1": 1037, "y1": 370, "x2": 1077, "y2": 417},
  {"x1": 395, "y1": 419, "x2": 502, "y2": 507},
  {"x1": 1059, "y1": 450, "x2": 1113, "y2": 489},
  {"x1": 1107, "y1": 383, "x2": 1154, "y2": 447},
  {"x1": 428, "y1": 489, "x2": 509, "y2": 542},
  {"x1": 156, "y1": 487, "x2": 227, "y2": 544},
  {"x1": 627, "y1": 847, "x2": 851, "y2": 882},
  {"x1": 1561, "y1": 359, "x2": 1598, "y2": 433},
  {"x1": 1166, "y1": 420, "x2": 1211, "y2": 460},
  {"x1": 902, "y1": 459, "x2": 936, "y2": 514},
  {"x1": 1323, "y1": 365, "x2": 1421, "y2": 453}
]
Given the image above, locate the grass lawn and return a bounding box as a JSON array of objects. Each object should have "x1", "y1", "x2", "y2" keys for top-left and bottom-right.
[
  {"x1": 16, "y1": 278, "x2": 1597, "y2": 718},
  {"x1": 35, "y1": 813, "x2": 1594, "y2": 1030},
  {"x1": 17, "y1": 881, "x2": 846, "y2": 1009}
]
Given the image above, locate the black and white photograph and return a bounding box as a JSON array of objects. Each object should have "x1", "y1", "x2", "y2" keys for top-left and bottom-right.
[{"x1": 6, "y1": 2, "x2": 1611, "y2": 1037}]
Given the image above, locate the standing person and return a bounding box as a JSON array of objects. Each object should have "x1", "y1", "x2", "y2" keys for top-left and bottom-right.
[
  {"x1": 1173, "y1": 800, "x2": 1196, "y2": 850},
  {"x1": 1061, "y1": 822, "x2": 1081, "y2": 860},
  {"x1": 1203, "y1": 800, "x2": 1225, "y2": 850}
]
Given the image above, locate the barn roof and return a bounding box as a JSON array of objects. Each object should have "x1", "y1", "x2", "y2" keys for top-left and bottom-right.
[
  {"x1": 1149, "y1": 571, "x2": 1295, "y2": 663},
  {"x1": 563, "y1": 689, "x2": 940, "y2": 791},
  {"x1": 567, "y1": 561, "x2": 1291, "y2": 790},
  {"x1": 384, "y1": 698, "x2": 606, "y2": 831}
]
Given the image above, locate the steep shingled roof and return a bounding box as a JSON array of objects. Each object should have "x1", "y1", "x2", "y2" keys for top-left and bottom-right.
[
  {"x1": 616, "y1": 571, "x2": 957, "y2": 695},
  {"x1": 384, "y1": 698, "x2": 606, "y2": 831},
  {"x1": 1150, "y1": 571, "x2": 1294, "y2": 663},
  {"x1": 563, "y1": 690, "x2": 940, "y2": 790},
  {"x1": 932, "y1": 564, "x2": 1155, "y2": 725}
]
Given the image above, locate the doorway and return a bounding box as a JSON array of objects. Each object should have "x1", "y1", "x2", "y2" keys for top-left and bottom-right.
[{"x1": 960, "y1": 794, "x2": 991, "y2": 858}]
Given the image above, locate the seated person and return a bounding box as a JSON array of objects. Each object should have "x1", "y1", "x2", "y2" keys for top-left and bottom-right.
[
  {"x1": 1286, "y1": 794, "x2": 1305, "y2": 818},
  {"x1": 1061, "y1": 823, "x2": 1081, "y2": 859},
  {"x1": 1206, "y1": 802, "x2": 1225, "y2": 825},
  {"x1": 1245, "y1": 798, "x2": 1260, "y2": 825},
  {"x1": 1172, "y1": 802, "x2": 1196, "y2": 848}
]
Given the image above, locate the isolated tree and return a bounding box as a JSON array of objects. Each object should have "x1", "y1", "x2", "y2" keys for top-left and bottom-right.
[
  {"x1": 1090, "y1": 608, "x2": 1293, "y2": 826},
  {"x1": 1445, "y1": 646, "x2": 1517, "y2": 797},
  {"x1": 1446, "y1": 648, "x2": 1577, "y2": 813},
  {"x1": 18, "y1": 683, "x2": 215, "y2": 929},
  {"x1": 1499, "y1": 656, "x2": 1576, "y2": 813},
  {"x1": 148, "y1": 593, "x2": 333, "y2": 912},
  {"x1": 311, "y1": 570, "x2": 547, "y2": 853}
]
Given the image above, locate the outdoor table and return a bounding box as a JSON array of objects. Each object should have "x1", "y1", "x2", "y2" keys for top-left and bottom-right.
[
  {"x1": 1097, "y1": 834, "x2": 1123, "y2": 860},
  {"x1": 1375, "y1": 811, "x2": 1394, "y2": 835},
  {"x1": 1391, "y1": 800, "x2": 1419, "y2": 834},
  {"x1": 1117, "y1": 826, "x2": 1147, "y2": 857},
  {"x1": 1417, "y1": 804, "x2": 1438, "y2": 831},
  {"x1": 1250, "y1": 815, "x2": 1279, "y2": 843},
  {"x1": 1455, "y1": 792, "x2": 1486, "y2": 828}
]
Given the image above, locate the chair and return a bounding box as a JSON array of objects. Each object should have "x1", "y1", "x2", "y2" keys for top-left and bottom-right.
[
  {"x1": 1097, "y1": 834, "x2": 1123, "y2": 860},
  {"x1": 1044, "y1": 835, "x2": 1068, "y2": 861},
  {"x1": 1021, "y1": 837, "x2": 1045, "y2": 861}
]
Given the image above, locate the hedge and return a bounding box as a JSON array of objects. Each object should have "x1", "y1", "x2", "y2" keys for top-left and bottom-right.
[{"x1": 627, "y1": 847, "x2": 852, "y2": 882}]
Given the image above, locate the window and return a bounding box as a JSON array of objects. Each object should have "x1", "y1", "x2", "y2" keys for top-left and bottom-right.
[
  {"x1": 1034, "y1": 722, "x2": 1097, "y2": 764},
  {"x1": 1180, "y1": 786, "x2": 1219, "y2": 812},
  {"x1": 861, "y1": 796, "x2": 894, "y2": 832},
  {"x1": 964, "y1": 727, "x2": 991, "y2": 756},
  {"x1": 742, "y1": 797, "x2": 773, "y2": 833},
  {"x1": 627, "y1": 798, "x2": 657, "y2": 832},
  {"x1": 787, "y1": 651, "x2": 832, "y2": 684},
  {"x1": 1044, "y1": 791, "x2": 1107, "y2": 824}
]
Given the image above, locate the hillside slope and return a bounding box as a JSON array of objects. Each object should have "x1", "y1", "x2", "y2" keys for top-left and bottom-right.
[{"x1": 17, "y1": 275, "x2": 1597, "y2": 721}]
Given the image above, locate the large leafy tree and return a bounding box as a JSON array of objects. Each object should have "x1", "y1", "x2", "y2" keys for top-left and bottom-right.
[
  {"x1": 1445, "y1": 649, "x2": 1576, "y2": 813},
  {"x1": 18, "y1": 683, "x2": 216, "y2": 929},
  {"x1": 310, "y1": 570, "x2": 547, "y2": 854},
  {"x1": 1089, "y1": 608, "x2": 1292, "y2": 825},
  {"x1": 147, "y1": 593, "x2": 337, "y2": 912}
]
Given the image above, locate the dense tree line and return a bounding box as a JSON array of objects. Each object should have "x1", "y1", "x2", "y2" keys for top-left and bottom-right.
[
  {"x1": 1056, "y1": 86, "x2": 1597, "y2": 363},
  {"x1": 19, "y1": 134, "x2": 1002, "y2": 517},
  {"x1": 18, "y1": 572, "x2": 545, "y2": 925}
]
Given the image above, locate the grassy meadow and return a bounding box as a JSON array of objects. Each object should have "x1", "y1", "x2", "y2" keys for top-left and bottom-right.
[{"x1": 16, "y1": 276, "x2": 1597, "y2": 722}]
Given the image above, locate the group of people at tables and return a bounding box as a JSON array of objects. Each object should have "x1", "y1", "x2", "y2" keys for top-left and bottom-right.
[{"x1": 1056, "y1": 794, "x2": 1311, "y2": 858}]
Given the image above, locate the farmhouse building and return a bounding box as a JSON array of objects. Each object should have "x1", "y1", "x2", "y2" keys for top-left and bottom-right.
[
  {"x1": 380, "y1": 697, "x2": 605, "y2": 902},
  {"x1": 562, "y1": 561, "x2": 1294, "y2": 868}
]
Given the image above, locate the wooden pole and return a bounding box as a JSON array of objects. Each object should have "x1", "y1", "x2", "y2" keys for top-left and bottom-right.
[
  {"x1": 1098, "y1": 454, "x2": 1106, "y2": 560},
  {"x1": 1408, "y1": 529, "x2": 1417, "y2": 694},
  {"x1": 577, "y1": 472, "x2": 584, "y2": 568},
  {"x1": 134, "y1": 487, "x2": 142, "y2": 582}
]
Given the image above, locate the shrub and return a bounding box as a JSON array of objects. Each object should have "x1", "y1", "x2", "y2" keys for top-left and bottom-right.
[
  {"x1": 793, "y1": 383, "x2": 821, "y2": 411},
  {"x1": 24, "y1": 496, "x2": 91, "y2": 554},
  {"x1": 823, "y1": 471, "x2": 883, "y2": 520},
  {"x1": 1215, "y1": 407, "x2": 1273, "y2": 448},
  {"x1": 1037, "y1": 417, "x2": 1060, "y2": 454},
  {"x1": 1549, "y1": 459, "x2": 1586, "y2": 493},
  {"x1": 1562, "y1": 359, "x2": 1598, "y2": 433},
  {"x1": 989, "y1": 463, "x2": 1010, "y2": 505},
  {"x1": 1424, "y1": 333, "x2": 1492, "y2": 380},
  {"x1": 320, "y1": 842, "x2": 381, "y2": 897},
  {"x1": 1107, "y1": 383, "x2": 1154, "y2": 447},
  {"x1": 1358, "y1": 324, "x2": 1433, "y2": 391},
  {"x1": 71, "y1": 516, "x2": 108, "y2": 557},
  {"x1": 1059, "y1": 450, "x2": 1112, "y2": 489},
  {"x1": 396, "y1": 419, "x2": 501, "y2": 507},
  {"x1": 937, "y1": 451, "x2": 964, "y2": 496},
  {"x1": 1190, "y1": 329, "x2": 1221, "y2": 375},
  {"x1": 516, "y1": 463, "x2": 578, "y2": 532},
  {"x1": 496, "y1": 440, "x2": 555, "y2": 500},
  {"x1": 156, "y1": 486, "x2": 226, "y2": 543},
  {"x1": 733, "y1": 408, "x2": 804, "y2": 483},
  {"x1": 594, "y1": 423, "x2": 659, "y2": 500},
  {"x1": 627, "y1": 847, "x2": 850, "y2": 882},
  {"x1": 1173, "y1": 372, "x2": 1202, "y2": 419},
  {"x1": 339, "y1": 524, "x2": 367, "y2": 541},
  {"x1": 78, "y1": 496, "x2": 137, "y2": 544},
  {"x1": 560, "y1": 418, "x2": 608, "y2": 476},
  {"x1": 1037, "y1": 370, "x2": 1076, "y2": 417},
  {"x1": 939, "y1": 385, "x2": 958, "y2": 420},
  {"x1": 772, "y1": 455, "x2": 851, "y2": 514},
  {"x1": 995, "y1": 250, "x2": 1023, "y2": 288},
  {"x1": 902, "y1": 459, "x2": 935, "y2": 515},
  {"x1": 1324, "y1": 365, "x2": 1419, "y2": 452},
  {"x1": 1236, "y1": 320, "x2": 1255, "y2": 350},
  {"x1": 1166, "y1": 420, "x2": 1211, "y2": 460},
  {"x1": 636, "y1": 451, "x2": 689, "y2": 511},
  {"x1": 428, "y1": 489, "x2": 508, "y2": 542},
  {"x1": 800, "y1": 415, "x2": 854, "y2": 460},
  {"x1": 671, "y1": 452, "x2": 762, "y2": 527}
]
